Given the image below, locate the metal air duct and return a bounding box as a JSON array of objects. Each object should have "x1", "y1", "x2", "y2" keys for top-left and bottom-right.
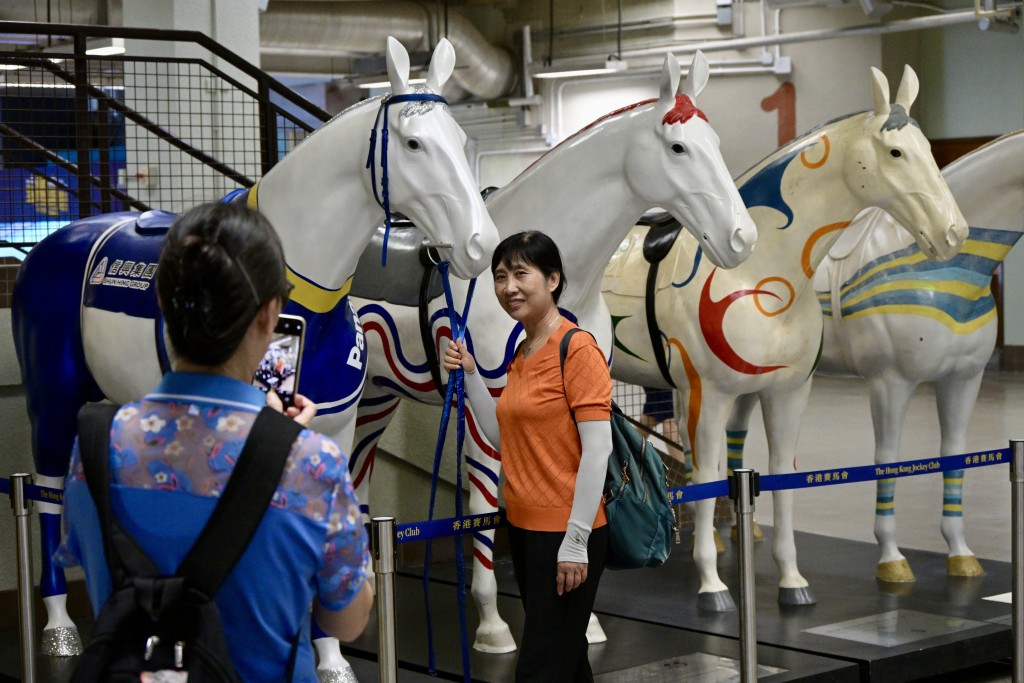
[{"x1": 259, "y1": 1, "x2": 517, "y2": 100}]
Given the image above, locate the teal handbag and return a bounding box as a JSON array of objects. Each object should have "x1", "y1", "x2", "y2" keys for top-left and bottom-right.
[
  {"x1": 602, "y1": 403, "x2": 677, "y2": 569},
  {"x1": 559, "y1": 329, "x2": 678, "y2": 570}
]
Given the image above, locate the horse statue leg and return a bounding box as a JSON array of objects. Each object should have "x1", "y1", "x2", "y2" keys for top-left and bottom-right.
[
  {"x1": 760, "y1": 384, "x2": 815, "y2": 606},
  {"x1": 935, "y1": 374, "x2": 984, "y2": 577},
  {"x1": 13, "y1": 241, "x2": 106, "y2": 656},
  {"x1": 463, "y1": 413, "x2": 517, "y2": 652},
  {"x1": 689, "y1": 391, "x2": 736, "y2": 611},
  {"x1": 867, "y1": 373, "x2": 917, "y2": 582},
  {"x1": 725, "y1": 394, "x2": 764, "y2": 543}
]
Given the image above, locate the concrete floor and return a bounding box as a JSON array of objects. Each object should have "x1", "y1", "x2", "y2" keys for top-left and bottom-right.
[
  {"x1": 741, "y1": 370, "x2": 1021, "y2": 567},
  {"x1": 637, "y1": 368, "x2": 1024, "y2": 682}
]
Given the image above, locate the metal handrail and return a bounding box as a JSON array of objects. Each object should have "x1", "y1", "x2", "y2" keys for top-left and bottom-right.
[{"x1": 0, "y1": 21, "x2": 331, "y2": 126}]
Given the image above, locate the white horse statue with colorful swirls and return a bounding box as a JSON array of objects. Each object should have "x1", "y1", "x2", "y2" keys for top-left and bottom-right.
[
  {"x1": 11, "y1": 37, "x2": 498, "y2": 680},
  {"x1": 812, "y1": 129, "x2": 1024, "y2": 583},
  {"x1": 348, "y1": 51, "x2": 756, "y2": 653},
  {"x1": 601, "y1": 65, "x2": 967, "y2": 611}
]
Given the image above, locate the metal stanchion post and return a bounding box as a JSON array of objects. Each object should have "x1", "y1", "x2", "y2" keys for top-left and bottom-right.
[
  {"x1": 372, "y1": 517, "x2": 397, "y2": 683},
  {"x1": 730, "y1": 468, "x2": 758, "y2": 683},
  {"x1": 11, "y1": 473, "x2": 36, "y2": 683},
  {"x1": 1011, "y1": 441, "x2": 1023, "y2": 683}
]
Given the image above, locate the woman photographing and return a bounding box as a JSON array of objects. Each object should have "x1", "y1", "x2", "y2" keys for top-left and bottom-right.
[{"x1": 58, "y1": 202, "x2": 373, "y2": 681}]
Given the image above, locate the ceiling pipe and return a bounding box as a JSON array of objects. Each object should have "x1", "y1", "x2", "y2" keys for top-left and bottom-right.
[
  {"x1": 527, "y1": 5, "x2": 1014, "y2": 74},
  {"x1": 627, "y1": 7, "x2": 1017, "y2": 57},
  {"x1": 259, "y1": 1, "x2": 517, "y2": 99}
]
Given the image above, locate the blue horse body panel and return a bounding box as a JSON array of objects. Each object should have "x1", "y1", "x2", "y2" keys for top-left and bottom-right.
[
  {"x1": 285, "y1": 296, "x2": 366, "y2": 415},
  {"x1": 82, "y1": 215, "x2": 166, "y2": 319}
]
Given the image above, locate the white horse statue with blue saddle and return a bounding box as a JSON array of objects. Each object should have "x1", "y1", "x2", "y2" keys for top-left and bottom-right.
[
  {"x1": 11, "y1": 36, "x2": 498, "y2": 679},
  {"x1": 347, "y1": 51, "x2": 757, "y2": 653},
  {"x1": 601, "y1": 65, "x2": 967, "y2": 611},
  {"x1": 814, "y1": 129, "x2": 1024, "y2": 582}
]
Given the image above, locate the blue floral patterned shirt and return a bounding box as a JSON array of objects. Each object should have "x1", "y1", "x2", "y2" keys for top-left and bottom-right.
[{"x1": 58, "y1": 371, "x2": 368, "y2": 682}]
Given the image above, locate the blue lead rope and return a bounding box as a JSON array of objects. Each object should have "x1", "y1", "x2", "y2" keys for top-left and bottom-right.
[
  {"x1": 365, "y1": 92, "x2": 448, "y2": 266},
  {"x1": 424, "y1": 261, "x2": 476, "y2": 680}
]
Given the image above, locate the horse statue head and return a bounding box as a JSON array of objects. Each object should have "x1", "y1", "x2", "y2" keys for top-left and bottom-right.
[
  {"x1": 372, "y1": 36, "x2": 499, "y2": 278},
  {"x1": 841, "y1": 64, "x2": 967, "y2": 260},
  {"x1": 624, "y1": 51, "x2": 757, "y2": 269},
  {"x1": 257, "y1": 37, "x2": 498, "y2": 286}
]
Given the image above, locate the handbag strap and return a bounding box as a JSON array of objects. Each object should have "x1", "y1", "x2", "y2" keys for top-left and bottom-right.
[
  {"x1": 78, "y1": 403, "x2": 302, "y2": 597},
  {"x1": 558, "y1": 327, "x2": 595, "y2": 422}
]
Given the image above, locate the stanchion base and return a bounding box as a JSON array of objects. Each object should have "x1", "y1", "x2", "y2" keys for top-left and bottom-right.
[
  {"x1": 316, "y1": 665, "x2": 358, "y2": 683},
  {"x1": 697, "y1": 589, "x2": 736, "y2": 612},
  {"x1": 779, "y1": 586, "x2": 817, "y2": 606},
  {"x1": 40, "y1": 626, "x2": 82, "y2": 657}
]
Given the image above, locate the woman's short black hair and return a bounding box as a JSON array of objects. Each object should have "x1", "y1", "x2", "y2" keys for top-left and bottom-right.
[
  {"x1": 490, "y1": 231, "x2": 567, "y2": 303},
  {"x1": 157, "y1": 202, "x2": 292, "y2": 366}
]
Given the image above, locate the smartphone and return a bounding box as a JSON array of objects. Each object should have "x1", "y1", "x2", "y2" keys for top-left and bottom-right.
[{"x1": 252, "y1": 313, "x2": 305, "y2": 409}]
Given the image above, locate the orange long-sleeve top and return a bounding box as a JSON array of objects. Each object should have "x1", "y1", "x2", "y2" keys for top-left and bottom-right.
[{"x1": 496, "y1": 319, "x2": 612, "y2": 532}]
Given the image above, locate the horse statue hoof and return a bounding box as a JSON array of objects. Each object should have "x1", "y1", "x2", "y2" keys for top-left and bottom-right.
[
  {"x1": 779, "y1": 586, "x2": 816, "y2": 606},
  {"x1": 948, "y1": 555, "x2": 984, "y2": 577},
  {"x1": 317, "y1": 662, "x2": 358, "y2": 683},
  {"x1": 697, "y1": 590, "x2": 736, "y2": 612},
  {"x1": 473, "y1": 623, "x2": 517, "y2": 653},
  {"x1": 586, "y1": 613, "x2": 607, "y2": 644},
  {"x1": 41, "y1": 626, "x2": 82, "y2": 656},
  {"x1": 877, "y1": 558, "x2": 915, "y2": 583}
]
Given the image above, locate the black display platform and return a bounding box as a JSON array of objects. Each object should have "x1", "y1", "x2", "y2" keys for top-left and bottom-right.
[
  {"x1": 342, "y1": 573, "x2": 858, "y2": 682},
  {"x1": 422, "y1": 527, "x2": 1013, "y2": 682},
  {"x1": 0, "y1": 529, "x2": 1012, "y2": 681}
]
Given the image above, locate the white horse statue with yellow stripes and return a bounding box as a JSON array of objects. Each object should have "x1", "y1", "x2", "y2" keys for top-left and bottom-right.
[
  {"x1": 11, "y1": 37, "x2": 498, "y2": 681},
  {"x1": 602, "y1": 65, "x2": 967, "y2": 611},
  {"x1": 814, "y1": 129, "x2": 1024, "y2": 582}
]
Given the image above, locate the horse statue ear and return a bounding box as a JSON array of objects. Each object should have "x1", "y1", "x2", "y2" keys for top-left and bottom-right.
[
  {"x1": 426, "y1": 38, "x2": 456, "y2": 94},
  {"x1": 681, "y1": 50, "x2": 709, "y2": 101},
  {"x1": 386, "y1": 36, "x2": 412, "y2": 96},
  {"x1": 659, "y1": 52, "x2": 681, "y2": 112},
  {"x1": 870, "y1": 66, "x2": 891, "y2": 117},
  {"x1": 894, "y1": 64, "x2": 919, "y2": 112}
]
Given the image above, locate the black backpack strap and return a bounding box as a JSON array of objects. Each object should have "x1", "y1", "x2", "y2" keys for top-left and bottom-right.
[
  {"x1": 176, "y1": 406, "x2": 302, "y2": 597},
  {"x1": 78, "y1": 403, "x2": 160, "y2": 585}
]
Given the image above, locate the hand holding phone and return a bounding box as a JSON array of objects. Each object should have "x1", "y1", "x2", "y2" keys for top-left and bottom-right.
[{"x1": 253, "y1": 314, "x2": 305, "y2": 409}]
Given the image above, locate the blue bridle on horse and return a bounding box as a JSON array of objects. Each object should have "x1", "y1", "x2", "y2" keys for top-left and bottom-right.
[{"x1": 365, "y1": 91, "x2": 449, "y2": 266}]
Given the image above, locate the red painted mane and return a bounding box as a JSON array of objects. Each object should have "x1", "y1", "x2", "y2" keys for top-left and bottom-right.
[
  {"x1": 514, "y1": 95, "x2": 708, "y2": 181},
  {"x1": 662, "y1": 94, "x2": 708, "y2": 126}
]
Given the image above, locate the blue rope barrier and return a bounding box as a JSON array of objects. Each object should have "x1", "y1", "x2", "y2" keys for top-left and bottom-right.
[
  {"x1": 758, "y1": 447, "x2": 1009, "y2": 493},
  {"x1": 396, "y1": 512, "x2": 507, "y2": 544},
  {"x1": 1, "y1": 447, "x2": 1011, "y2": 538}
]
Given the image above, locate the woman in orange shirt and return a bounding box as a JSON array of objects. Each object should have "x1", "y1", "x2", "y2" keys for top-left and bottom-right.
[{"x1": 445, "y1": 231, "x2": 613, "y2": 682}]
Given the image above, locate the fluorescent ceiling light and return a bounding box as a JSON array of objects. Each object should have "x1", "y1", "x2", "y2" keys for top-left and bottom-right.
[
  {"x1": 358, "y1": 77, "x2": 425, "y2": 90},
  {"x1": 0, "y1": 64, "x2": 25, "y2": 71},
  {"x1": 533, "y1": 59, "x2": 628, "y2": 80},
  {"x1": 85, "y1": 37, "x2": 125, "y2": 56}
]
